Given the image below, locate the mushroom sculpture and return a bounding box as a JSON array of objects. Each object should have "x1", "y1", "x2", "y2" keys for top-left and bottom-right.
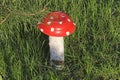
[{"x1": 38, "y1": 11, "x2": 76, "y2": 70}]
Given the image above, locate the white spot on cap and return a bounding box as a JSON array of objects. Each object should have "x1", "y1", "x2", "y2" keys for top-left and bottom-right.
[
  {"x1": 40, "y1": 29, "x2": 44, "y2": 32},
  {"x1": 59, "y1": 21, "x2": 63, "y2": 24},
  {"x1": 66, "y1": 31, "x2": 70, "y2": 36},
  {"x1": 50, "y1": 16, "x2": 54, "y2": 19},
  {"x1": 67, "y1": 19, "x2": 71, "y2": 22},
  {"x1": 56, "y1": 28, "x2": 61, "y2": 30},
  {"x1": 56, "y1": 31, "x2": 60, "y2": 34},
  {"x1": 73, "y1": 23, "x2": 76, "y2": 26},
  {"x1": 51, "y1": 28, "x2": 54, "y2": 32},
  {"x1": 47, "y1": 21, "x2": 51, "y2": 25}
]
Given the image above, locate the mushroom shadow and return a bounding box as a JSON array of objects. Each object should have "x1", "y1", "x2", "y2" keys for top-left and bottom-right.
[{"x1": 39, "y1": 33, "x2": 50, "y2": 64}]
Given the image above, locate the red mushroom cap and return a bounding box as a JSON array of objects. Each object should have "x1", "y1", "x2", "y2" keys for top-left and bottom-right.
[{"x1": 38, "y1": 11, "x2": 76, "y2": 37}]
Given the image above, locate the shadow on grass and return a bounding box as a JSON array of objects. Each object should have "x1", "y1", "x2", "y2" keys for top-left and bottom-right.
[
  {"x1": 2, "y1": 23, "x2": 50, "y2": 79},
  {"x1": 17, "y1": 33, "x2": 50, "y2": 80}
]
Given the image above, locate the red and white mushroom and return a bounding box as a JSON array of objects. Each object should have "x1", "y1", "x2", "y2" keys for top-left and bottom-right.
[{"x1": 38, "y1": 11, "x2": 76, "y2": 70}]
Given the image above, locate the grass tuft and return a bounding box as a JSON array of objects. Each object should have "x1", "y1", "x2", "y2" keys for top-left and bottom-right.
[{"x1": 0, "y1": 0, "x2": 120, "y2": 80}]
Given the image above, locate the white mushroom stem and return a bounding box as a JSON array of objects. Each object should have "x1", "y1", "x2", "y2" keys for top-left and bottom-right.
[{"x1": 49, "y1": 36, "x2": 64, "y2": 70}]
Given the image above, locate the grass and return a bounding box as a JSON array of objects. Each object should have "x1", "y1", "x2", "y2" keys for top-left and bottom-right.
[{"x1": 0, "y1": 0, "x2": 120, "y2": 80}]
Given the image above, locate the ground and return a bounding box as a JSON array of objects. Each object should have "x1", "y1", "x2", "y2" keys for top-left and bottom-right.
[{"x1": 0, "y1": 0, "x2": 120, "y2": 80}]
